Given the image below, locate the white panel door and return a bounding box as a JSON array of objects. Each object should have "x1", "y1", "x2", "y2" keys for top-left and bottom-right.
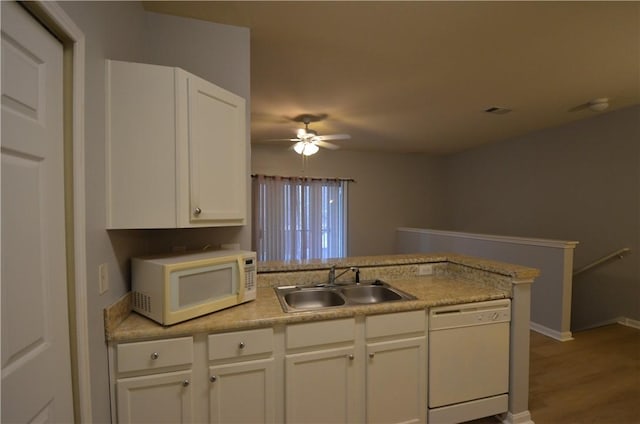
[{"x1": 1, "y1": 1, "x2": 73, "y2": 422}]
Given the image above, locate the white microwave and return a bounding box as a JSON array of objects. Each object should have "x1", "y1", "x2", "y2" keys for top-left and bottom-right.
[{"x1": 131, "y1": 250, "x2": 257, "y2": 325}]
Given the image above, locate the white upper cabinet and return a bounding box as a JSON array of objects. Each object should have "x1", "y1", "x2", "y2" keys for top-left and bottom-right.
[{"x1": 106, "y1": 60, "x2": 247, "y2": 229}]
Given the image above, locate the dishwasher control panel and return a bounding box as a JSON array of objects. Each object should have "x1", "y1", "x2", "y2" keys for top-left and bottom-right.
[{"x1": 429, "y1": 299, "x2": 511, "y2": 330}]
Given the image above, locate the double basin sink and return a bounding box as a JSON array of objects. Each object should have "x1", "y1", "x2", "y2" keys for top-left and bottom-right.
[{"x1": 274, "y1": 280, "x2": 416, "y2": 313}]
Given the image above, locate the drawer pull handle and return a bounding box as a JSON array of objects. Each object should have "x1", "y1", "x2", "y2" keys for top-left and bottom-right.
[
  {"x1": 210, "y1": 375, "x2": 217, "y2": 383},
  {"x1": 369, "y1": 353, "x2": 375, "y2": 359},
  {"x1": 238, "y1": 342, "x2": 246, "y2": 349},
  {"x1": 348, "y1": 354, "x2": 354, "y2": 360},
  {"x1": 182, "y1": 379, "x2": 190, "y2": 387},
  {"x1": 150, "y1": 352, "x2": 160, "y2": 360}
]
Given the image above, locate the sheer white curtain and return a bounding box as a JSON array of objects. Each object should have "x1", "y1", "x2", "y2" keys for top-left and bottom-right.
[{"x1": 253, "y1": 175, "x2": 348, "y2": 261}]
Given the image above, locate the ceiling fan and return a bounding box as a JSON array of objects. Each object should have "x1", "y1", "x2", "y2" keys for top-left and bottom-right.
[
  {"x1": 568, "y1": 97, "x2": 610, "y2": 112},
  {"x1": 270, "y1": 114, "x2": 351, "y2": 156}
]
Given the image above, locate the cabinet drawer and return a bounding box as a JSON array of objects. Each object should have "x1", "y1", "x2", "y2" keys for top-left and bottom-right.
[
  {"x1": 286, "y1": 318, "x2": 355, "y2": 349},
  {"x1": 117, "y1": 337, "x2": 193, "y2": 373},
  {"x1": 208, "y1": 328, "x2": 274, "y2": 361},
  {"x1": 366, "y1": 310, "x2": 426, "y2": 339}
]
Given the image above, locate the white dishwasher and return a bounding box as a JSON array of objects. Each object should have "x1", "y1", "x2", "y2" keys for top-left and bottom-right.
[{"x1": 428, "y1": 299, "x2": 511, "y2": 423}]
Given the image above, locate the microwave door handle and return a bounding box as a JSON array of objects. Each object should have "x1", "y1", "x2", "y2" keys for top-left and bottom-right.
[{"x1": 237, "y1": 258, "x2": 245, "y2": 300}]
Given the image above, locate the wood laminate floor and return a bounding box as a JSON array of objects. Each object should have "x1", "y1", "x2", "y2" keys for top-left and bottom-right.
[{"x1": 465, "y1": 324, "x2": 640, "y2": 424}]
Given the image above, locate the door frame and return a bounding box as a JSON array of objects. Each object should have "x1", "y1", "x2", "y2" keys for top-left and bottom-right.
[{"x1": 18, "y1": 1, "x2": 91, "y2": 422}]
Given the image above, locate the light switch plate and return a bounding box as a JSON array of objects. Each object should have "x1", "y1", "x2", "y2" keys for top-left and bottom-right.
[{"x1": 99, "y1": 263, "x2": 109, "y2": 294}]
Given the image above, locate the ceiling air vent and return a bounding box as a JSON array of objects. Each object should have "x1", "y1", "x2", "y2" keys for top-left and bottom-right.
[{"x1": 484, "y1": 107, "x2": 512, "y2": 115}]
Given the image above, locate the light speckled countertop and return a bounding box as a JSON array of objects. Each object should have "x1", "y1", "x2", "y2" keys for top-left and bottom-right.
[
  {"x1": 105, "y1": 253, "x2": 538, "y2": 343},
  {"x1": 257, "y1": 252, "x2": 538, "y2": 278}
]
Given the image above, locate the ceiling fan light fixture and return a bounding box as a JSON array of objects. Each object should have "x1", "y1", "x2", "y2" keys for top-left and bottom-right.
[
  {"x1": 297, "y1": 128, "x2": 317, "y2": 139},
  {"x1": 293, "y1": 141, "x2": 319, "y2": 156}
]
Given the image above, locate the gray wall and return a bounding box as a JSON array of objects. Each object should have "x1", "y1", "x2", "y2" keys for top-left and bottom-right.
[
  {"x1": 443, "y1": 105, "x2": 640, "y2": 330},
  {"x1": 58, "y1": 2, "x2": 250, "y2": 422},
  {"x1": 251, "y1": 145, "x2": 448, "y2": 256}
]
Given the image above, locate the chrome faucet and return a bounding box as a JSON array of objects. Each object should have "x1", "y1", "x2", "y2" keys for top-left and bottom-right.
[{"x1": 328, "y1": 266, "x2": 360, "y2": 285}]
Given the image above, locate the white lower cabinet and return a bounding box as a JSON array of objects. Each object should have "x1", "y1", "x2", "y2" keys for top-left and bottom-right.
[
  {"x1": 207, "y1": 328, "x2": 276, "y2": 423},
  {"x1": 110, "y1": 330, "x2": 276, "y2": 424},
  {"x1": 285, "y1": 346, "x2": 358, "y2": 423},
  {"x1": 283, "y1": 311, "x2": 426, "y2": 424},
  {"x1": 208, "y1": 358, "x2": 275, "y2": 423},
  {"x1": 113, "y1": 337, "x2": 195, "y2": 424},
  {"x1": 110, "y1": 311, "x2": 428, "y2": 424},
  {"x1": 365, "y1": 311, "x2": 427, "y2": 424},
  {"x1": 285, "y1": 318, "x2": 359, "y2": 423},
  {"x1": 117, "y1": 370, "x2": 193, "y2": 424},
  {"x1": 366, "y1": 338, "x2": 426, "y2": 423}
]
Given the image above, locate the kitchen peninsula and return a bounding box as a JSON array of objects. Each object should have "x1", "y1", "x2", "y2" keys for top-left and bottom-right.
[{"x1": 105, "y1": 253, "x2": 539, "y2": 424}]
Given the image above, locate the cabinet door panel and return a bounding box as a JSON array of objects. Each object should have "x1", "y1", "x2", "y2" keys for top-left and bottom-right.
[
  {"x1": 209, "y1": 358, "x2": 275, "y2": 424},
  {"x1": 106, "y1": 60, "x2": 177, "y2": 228},
  {"x1": 117, "y1": 370, "x2": 192, "y2": 424},
  {"x1": 285, "y1": 347, "x2": 357, "y2": 423},
  {"x1": 367, "y1": 337, "x2": 426, "y2": 424},
  {"x1": 186, "y1": 74, "x2": 246, "y2": 225}
]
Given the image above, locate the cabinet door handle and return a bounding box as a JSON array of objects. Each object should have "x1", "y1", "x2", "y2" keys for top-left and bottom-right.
[
  {"x1": 150, "y1": 352, "x2": 160, "y2": 360},
  {"x1": 182, "y1": 379, "x2": 190, "y2": 387},
  {"x1": 369, "y1": 352, "x2": 375, "y2": 359},
  {"x1": 238, "y1": 342, "x2": 246, "y2": 349},
  {"x1": 348, "y1": 354, "x2": 354, "y2": 360},
  {"x1": 193, "y1": 207, "x2": 202, "y2": 216},
  {"x1": 210, "y1": 375, "x2": 217, "y2": 383}
]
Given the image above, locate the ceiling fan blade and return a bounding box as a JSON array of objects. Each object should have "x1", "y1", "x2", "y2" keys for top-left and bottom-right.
[
  {"x1": 568, "y1": 103, "x2": 590, "y2": 112},
  {"x1": 314, "y1": 140, "x2": 340, "y2": 150},
  {"x1": 315, "y1": 134, "x2": 351, "y2": 141},
  {"x1": 263, "y1": 138, "x2": 301, "y2": 142}
]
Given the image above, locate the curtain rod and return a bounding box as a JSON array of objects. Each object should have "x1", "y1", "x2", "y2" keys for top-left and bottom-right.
[{"x1": 251, "y1": 174, "x2": 355, "y2": 183}]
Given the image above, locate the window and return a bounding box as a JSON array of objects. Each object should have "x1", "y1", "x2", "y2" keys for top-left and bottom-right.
[{"x1": 252, "y1": 175, "x2": 349, "y2": 261}]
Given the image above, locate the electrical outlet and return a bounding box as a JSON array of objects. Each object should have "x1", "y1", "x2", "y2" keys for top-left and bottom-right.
[
  {"x1": 99, "y1": 263, "x2": 109, "y2": 294},
  {"x1": 418, "y1": 264, "x2": 433, "y2": 275}
]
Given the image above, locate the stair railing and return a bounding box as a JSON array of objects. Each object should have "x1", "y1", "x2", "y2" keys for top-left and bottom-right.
[{"x1": 573, "y1": 247, "x2": 631, "y2": 277}]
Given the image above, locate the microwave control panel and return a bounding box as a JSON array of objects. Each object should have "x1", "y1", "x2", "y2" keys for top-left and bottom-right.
[{"x1": 243, "y1": 257, "x2": 257, "y2": 299}]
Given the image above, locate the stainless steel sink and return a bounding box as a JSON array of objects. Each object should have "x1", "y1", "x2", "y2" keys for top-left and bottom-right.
[
  {"x1": 274, "y1": 280, "x2": 415, "y2": 312},
  {"x1": 284, "y1": 289, "x2": 346, "y2": 309},
  {"x1": 341, "y1": 285, "x2": 404, "y2": 304}
]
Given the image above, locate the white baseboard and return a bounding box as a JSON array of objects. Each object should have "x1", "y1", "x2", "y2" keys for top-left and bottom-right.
[
  {"x1": 501, "y1": 410, "x2": 534, "y2": 424},
  {"x1": 572, "y1": 316, "x2": 640, "y2": 332},
  {"x1": 617, "y1": 316, "x2": 640, "y2": 330},
  {"x1": 530, "y1": 321, "x2": 573, "y2": 341}
]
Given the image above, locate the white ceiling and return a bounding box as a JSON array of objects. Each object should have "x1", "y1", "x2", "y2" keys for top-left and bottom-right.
[{"x1": 144, "y1": 1, "x2": 640, "y2": 155}]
